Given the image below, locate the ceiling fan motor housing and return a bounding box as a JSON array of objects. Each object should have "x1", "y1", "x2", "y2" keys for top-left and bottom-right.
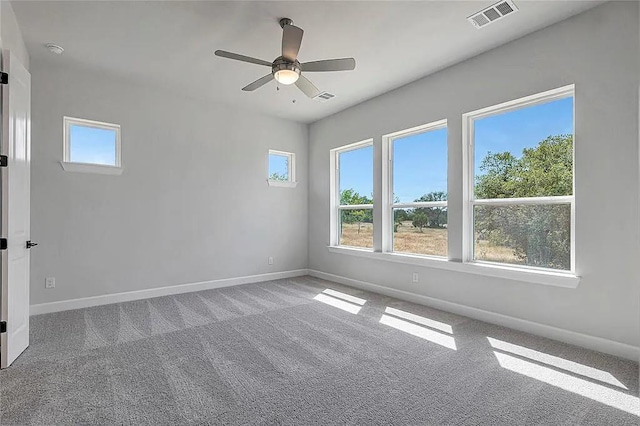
[
  {"x1": 272, "y1": 56, "x2": 301, "y2": 84},
  {"x1": 272, "y1": 57, "x2": 300, "y2": 76},
  {"x1": 279, "y1": 18, "x2": 294, "y2": 28}
]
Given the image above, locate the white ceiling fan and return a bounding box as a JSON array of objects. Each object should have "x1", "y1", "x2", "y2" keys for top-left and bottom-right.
[{"x1": 215, "y1": 18, "x2": 356, "y2": 98}]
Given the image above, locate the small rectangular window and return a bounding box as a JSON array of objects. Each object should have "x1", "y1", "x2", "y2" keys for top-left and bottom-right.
[
  {"x1": 62, "y1": 117, "x2": 122, "y2": 174},
  {"x1": 332, "y1": 141, "x2": 374, "y2": 249},
  {"x1": 388, "y1": 121, "x2": 448, "y2": 257},
  {"x1": 465, "y1": 86, "x2": 574, "y2": 272},
  {"x1": 267, "y1": 150, "x2": 296, "y2": 187}
]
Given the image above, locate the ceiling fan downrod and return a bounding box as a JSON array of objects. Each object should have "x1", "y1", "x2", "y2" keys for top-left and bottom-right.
[{"x1": 279, "y1": 18, "x2": 294, "y2": 28}]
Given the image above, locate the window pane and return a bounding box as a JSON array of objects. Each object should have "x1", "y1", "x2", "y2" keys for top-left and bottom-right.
[
  {"x1": 269, "y1": 153, "x2": 289, "y2": 181},
  {"x1": 339, "y1": 145, "x2": 373, "y2": 205},
  {"x1": 393, "y1": 127, "x2": 447, "y2": 203},
  {"x1": 474, "y1": 97, "x2": 573, "y2": 199},
  {"x1": 339, "y1": 209, "x2": 373, "y2": 249},
  {"x1": 393, "y1": 208, "x2": 447, "y2": 257},
  {"x1": 69, "y1": 124, "x2": 117, "y2": 166},
  {"x1": 474, "y1": 203, "x2": 571, "y2": 270}
]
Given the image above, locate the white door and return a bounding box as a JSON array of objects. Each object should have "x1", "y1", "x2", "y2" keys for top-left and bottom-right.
[{"x1": 0, "y1": 50, "x2": 31, "y2": 369}]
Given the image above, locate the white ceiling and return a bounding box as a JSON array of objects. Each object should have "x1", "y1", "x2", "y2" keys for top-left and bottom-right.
[{"x1": 12, "y1": 1, "x2": 603, "y2": 123}]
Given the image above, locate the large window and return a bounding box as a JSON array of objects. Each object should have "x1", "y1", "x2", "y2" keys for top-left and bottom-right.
[
  {"x1": 331, "y1": 141, "x2": 374, "y2": 249},
  {"x1": 62, "y1": 116, "x2": 122, "y2": 175},
  {"x1": 328, "y1": 85, "x2": 577, "y2": 284},
  {"x1": 386, "y1": 121, "x2": 448, "y2": 257},
  {"x1": 464, "y1": 86, "x2": 574, "y2": 272}
]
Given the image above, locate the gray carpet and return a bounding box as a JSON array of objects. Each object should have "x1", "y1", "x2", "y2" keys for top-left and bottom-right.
[{"x1": 0, "y1": 276, "x2": 637, "y2": 425}]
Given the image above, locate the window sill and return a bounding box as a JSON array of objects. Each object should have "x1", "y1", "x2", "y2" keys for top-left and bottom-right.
[
  {"x1": 60, "y1": 162, "x2": 123, "y2": 175},
  {"x1": 267, "y1": 180, "x2": 298, "y2": 188},
  {"x1": 327, "y1": 246, "x2": 580, "y2": 289}
]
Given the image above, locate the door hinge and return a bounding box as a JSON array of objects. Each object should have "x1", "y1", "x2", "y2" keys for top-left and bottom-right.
[
  {"x1": 0, "y1": 72, "x2": 8, "y2": 85},
  {"x1": 0, "y1": 322, "x2": 6, "y2": 333},
  {"x1": 0, "y1": 239, "x2": 6, "y2": 250},
  {"x1": 0, "y1": 155, "x2": 7, "y2": 167}
]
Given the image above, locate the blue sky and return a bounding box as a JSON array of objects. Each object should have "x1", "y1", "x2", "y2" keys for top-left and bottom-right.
[
  {"x1": 69, "y1": 125, "x2": 117, "y2": 166},
  {"x1": 269, "y1": 153, "x2": 288, "y2": 177},
  {"x1": 394, "y1": 128, "x2": 447, "y2": 202},
  {"x1": 339, "y1": 97, "x2": 573, "y2": 203},
  {"x1": 339, "y1": 145, "x2": 374, "y2": 198},
  {"x1": 474, "y1": 97, "x2": 573, "y2": 177}
]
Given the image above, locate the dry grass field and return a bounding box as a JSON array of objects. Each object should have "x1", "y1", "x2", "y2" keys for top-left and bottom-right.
[
  {"x1": 340, "y1": 221, "x2": 520, "y2": 263},
  {"x1": 339, "y1": 223, "x2": 374, "y2": 248},
  {"x1": 393, "y1": 223, "x2": 447, "y2": 257},
  {"x1": 474, "y1": 239, "x2": 521, "y2": 264}
]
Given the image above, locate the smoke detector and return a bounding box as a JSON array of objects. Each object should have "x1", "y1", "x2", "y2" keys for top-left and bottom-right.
[
  {"x1": 468, "y1": 0, "x2": 518, "y2": 29},
  {"x1": 44, "y1": 43, "x2": 64, "y2": 55}
]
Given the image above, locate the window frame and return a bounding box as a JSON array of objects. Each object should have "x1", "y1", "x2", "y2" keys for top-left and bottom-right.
[
  {"x1": 330, "y1": 139, "x2": 374, "y2": 249},
  {"x1": 462, "y1": 85, "x2": 575, "y2": 274},
  {"x1": 267, "y1": 149, "x2": 297, "y2": 188},
  {"x1": 61, "y1": 116, "x2": 122, "y2": 175},
  {"x1": 382, "y1": 119, "x2": 448, "y2": 258}
]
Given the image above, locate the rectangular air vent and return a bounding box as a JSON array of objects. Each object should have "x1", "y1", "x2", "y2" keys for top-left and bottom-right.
[
  {"x1": 467, "y1": 0, "x2": 518, "y2": 29},
  {"x1": 313, "y1": 91, "x2": 336, "y2": 102}
]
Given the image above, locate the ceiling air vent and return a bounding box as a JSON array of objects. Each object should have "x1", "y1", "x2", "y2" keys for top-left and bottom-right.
[
  {"x1": 313, "y1": 91, "x2": 336, "y2": 102},
  {"x1": 468, "y1": 0, "x2": 518, "y2": 29}
]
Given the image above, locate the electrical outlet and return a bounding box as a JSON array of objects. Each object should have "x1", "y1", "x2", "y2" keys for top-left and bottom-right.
[
  {"x1": 412, "y1": 273, "x2": 419, "y2": 283},
  {"x1": 45, "y1": 277, "x2": 55, "y2": 289},
  {"x1": 268, "y1": 257, "x2": 274, "y2": 265}
]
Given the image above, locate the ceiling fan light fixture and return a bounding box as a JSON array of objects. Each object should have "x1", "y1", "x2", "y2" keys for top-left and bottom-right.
[
  {"x1": 272, "y1": 58, "x2": 301, "y2": 85},
  {"x1": 274, "y1": 69, "x2": 299, "y2": 85}
]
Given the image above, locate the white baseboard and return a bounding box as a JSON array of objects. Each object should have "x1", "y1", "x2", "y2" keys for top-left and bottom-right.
[
  {"x1": 308, "y1": 269, "x2": 639, "y2": 361},
  {"x1": 30, "y1": 269, "x2": 310, "y2": 316}
]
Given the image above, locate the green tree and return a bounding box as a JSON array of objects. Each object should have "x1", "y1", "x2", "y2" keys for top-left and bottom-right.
[
  {"x1": 269, "y1": 171, "x2": 288, "y2": 181},
  {"x1": 392, "y1": 196, "x2": 409, "y2": 232},
  {"x1": 340, "y1": 188, "x2": 371, "y2": 206},
  {"x1": 474, "y1": 152, "x2": 519, "y2": 199},
  {"x1": 340, "y1": 189, "x2": 373, "y2": 234},
  {"x1": 475, "y1": 135, "x2": 572, "y2": 199},
  {"x1": 394, "y1": 208, "x2": 411, "y2": 232},
  {"x1": 414, "y1": 191, "x2": 448, "y2": 229},
  {"x1": 412, "y1": 212, "x2": 429, "y2": 232},
  {"x1": 474, "y1": 135, "x2": 573, "y2": 269}
]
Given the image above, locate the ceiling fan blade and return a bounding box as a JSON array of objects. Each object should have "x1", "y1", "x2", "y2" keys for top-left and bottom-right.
[
  {"x1": 242, "y1": 74, "x2": 274, "y2": 91},
  {"x1": 282, "y1": 25, "x2": 304, "y2": 61},
  {"x1": 215, "y1": 50, "x2": 272, "y2": 67},
  {"x1": 301, "y1": 58, "x2": 356, "y2": 72},
  {"x1": 295, "y1": 75, "x2": 321, "y2": 98}
]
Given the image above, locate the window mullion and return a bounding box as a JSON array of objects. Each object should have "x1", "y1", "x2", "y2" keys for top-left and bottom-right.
[
  {"x1": 392, "y1": 201, "x2": 448, "y2": 209},
  {"x1": 473, "y1": 196, "x2": 574, "y2": 206},
  {"x1": 338, "y1": 204, "x2": 374, "y2": 210}
]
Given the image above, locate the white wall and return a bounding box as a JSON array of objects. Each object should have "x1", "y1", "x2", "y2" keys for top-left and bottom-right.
[
  {"x1": 30, "y1": 58, "x2": 308, "y2": 305},
  {"x1": 1, "y1": 1, "x2": 29, "y2": 70},
  {"x1": 309, "y1": 2, "x2": 640, "y2": 349}
]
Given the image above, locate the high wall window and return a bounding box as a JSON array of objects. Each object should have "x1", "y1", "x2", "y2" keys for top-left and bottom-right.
[
  {"x1": 268, "y1": 150, "x2": 297, "y2": 187},
  {"x1": 464, "y1": 86, "x2": 574, "y2": 272},
  {"x1": 386, "y1": 121, "x2": 448, "y2": 257},
  {"x1": 331, "y1": 141, "x2": 374, "y2": 249},
  {"x1": 62, "y1": 116, "x2": 122, "y2": 175}
]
